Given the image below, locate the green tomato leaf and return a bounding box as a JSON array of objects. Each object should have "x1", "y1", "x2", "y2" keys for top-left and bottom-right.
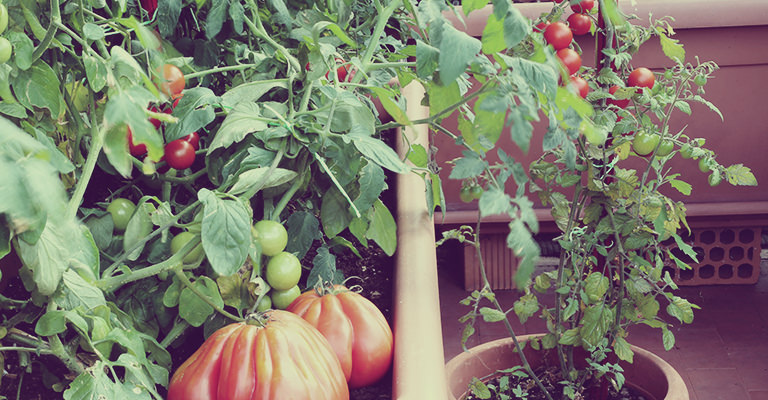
[
  {"x1": 157, "y1": 0, "x2": 182, "y2": 37},
  {"x1": 179, "y1": 276, "x2": 224, "y2": 327},
  {"x1": 449, "y1": 152, "x2": 488, "y2": 180},
  {"x1": 478, "y1": 187, "x2": 512, "y2": 218},
  {"x1": 321, "y1": 185, "x2": 353, "y2": 239},
  {"x1": 583, "y1": 272, "x2": 610, "y2": 304},
  {"x1": 481, "y1": 7, "x2": 528, "y2": 54},
  {"x1": 164, "y1": 87, "x2": 218, "y2": 142},
  {"x1": 725, "y1": 164, "x2": 758, "y2": 186},
  {"x1": 367, "y1": 199, "x2": 397, "y2": 256},
  {"x1": 353, "y1": 162, "x2": 386, "y2": 214},
  {"x1": 64, "y1": 362, "x2": 148, "y2": 400},
  {"x1": 35, "y1": 310, "x2": 67, "y2": 336},
  {"x1": 513, "y1": 293, "x2": 539, "y2": 324},
  {"x1": 348, "y1": 133, "x2": 410, "y2": 174},
  {"x1": 669, "y1": 179, "x2": 692, "y2": 196},
  {"x1": 199, "y1": 189, "x2": 251, "y2": 276},
  {"x1": 437, "y1": 21, "x2": 481, "y2": 84},
  {"x1": 5, "y1": 31, "x2": 34, "y2": 70},
  {"x1": 479, "y1": 307, "x2": 506, "y2": 323},
  {"x1": 666, "y1": 295, "x2": 697, "y2": 324},
  {"x1": 123, "y1": 202, "x2": 154, "y2": 261},
  {"x1": 227, "y1": 167, "x2": 298, "y2": 197},
  {"x1": 205, "y1": 0, "x2": 228, "y2": 39},
  {"x1": 662, "y1": 326, "x2": 675, "y2": 351},
  {"x1": 415, "y1": 39, "x2": 440, "y2": 79},
  {"x1": 659, "y1": 32, "x2": 685, "y2": 64},
  {"x1": 83, "y1": 22, "x2": 106, "y2": 41},
  {"x1": 12, "y1": 61, "x2": 63, "y2": 117},
  {"x1": 54, "y1": 270, "x2": 106, "y2": 310},
  {"x1": 208, "y1": 102, "x2": 270, "y2": 153},
  {"x1": 285, "y1": 211, "x2": 321, "y2": 260},
  {"x1": 614, "y1": 336, "x2": 634, "y2": 363},
  {"x1": 83, "y1": 53, "x2": 108, "y2": 92},
  {"x1": 580, "y1": 305, "x2": 614, "y2": 348},
  {"x1": 306, "y1": 245, "x2": 340, "y2": 289}
]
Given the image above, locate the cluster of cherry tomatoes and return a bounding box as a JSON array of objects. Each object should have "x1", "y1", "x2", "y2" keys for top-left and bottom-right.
[
  {"x1": 536, "y1": 1, "x2": 597, "y2": 99},
  {"x1": 127, "y1": 64, "x2": 200, "y2": 171},
  {"x1": 251, "y1": 220, "x2": 304, "y2": 310}
]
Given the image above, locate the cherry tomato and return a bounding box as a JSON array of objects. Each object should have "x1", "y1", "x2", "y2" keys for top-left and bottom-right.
[
  {"x1": 708, "y1": 173, "x2": 722, "y2": 187},
  {"x1": 326, "y1": 58, "x2": 354, "y2": 82},
  {"x1": 470, "y1": 185, "x2": 483, "y2": 200},
  {"x1": 544, "y1": 22, "x2": 573, "y2": 51},
  {"x1": 698, "y1": 158, "x2": 711, "y2": 173},
  {"x1": 627, "y1": 67, "x2": 655, "y2": 90},
  {"x1": 679, "y1": 143, "x2": 694, "y2": 159},
  {"x1": 254, "y1": 295, "x2": 272, "y2": 312},
  {"x1": 252, "y1": 220, "x2": 289, "y2": 257},
  {"x1": 632, "y1": 132, "x2": 660, "y2": 156},
  {"x1": 158, "y1": 64, "x2": 185, "y2": 96},
  {"x1": 569, "y1": 75, "x2": 589, "y2": 98},
  {"x1": 107, "y1": 198, "x2": 136, "y2": 233},
  {"x1": 607, "y1": 85, "x2": 630, "y2": 109},
  {"x1": 171, "y1": 231, "x2": 205, "y2": 264},
  {"x1": 571, "y1": 0, "x2": 595, "y2": 13},
  {"x1": 266, "y1": 251, "x2": 302, "y2": 291},
  {"x1": 147, "y1": 104, "x2": 168, "y2": 130},
  {"x1": 183, "y1": 132, "x2": 200, "y2": 150},
  {"x1": 534, "y1": 21, "x2": 549, "y2": 33},
  {"x1": 126, "y1": 128, "x2": 148, "y2": 157},
  {"x1": 557, "y1": 48, "x2": 581, "y2": 76},
  {"x1": 0, "y1": 37, "x2": 12, "y2": 64},
  {"x1": 164, "y1": 139, "x2": 196, "y2": 170},
  {"x1": 0, "y1": 4, "x2": 8, "y2": 35},
  {"x1": 171, "y1": 93, "x2": 184, "y2": 109},
  {"x1": 567, "y1": 13, "x2": 592, "y2": 36},
  {"x1": 459, "y1": 187, "x2": 473, "y2": 203},
  {"x1": 693, "y1": 75, "x2": 707, "y2": 87},
  {"x1": 271, "y1": 285, "x2": 301, "y2": 309},
  {"x1": 656, "y1": 140, "x2": 674, "y2": 157}
]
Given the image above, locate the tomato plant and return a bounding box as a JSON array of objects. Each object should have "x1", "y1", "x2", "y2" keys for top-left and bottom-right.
[
  {"x1": 166, "y1": 311, "x2": 349, "y2": 400},
  {"x1": 287, "y1": 285, "x2": 394, "y2": 389},
  {"x1": 544, "y1": 22, "x2": 573, "y2": 51},
  {"x1": 627, "y1": 67, "x2": 656, "y2": 90},
  {"x1": 557, "y1": 48, "x2": 582, "y2": 76},
  {"x1": 570, "y1": 0, "x2": 595, "y2": 13},
  {"x1": 265, "y1": 251, "x2": 302, "y2": 290},
  {"x1": 632, "y1": 131, "x2": 660, "y2": 156},
  {"x1": 252, "y1": 220, "x2": 288, "y2": 257},
  {"x1": 0, "y1": 37, "x2": 11, "y2": 64},
  {"x1": 567, "y1": 13, "x2": 592, "y2": 36},
  {"x1": 107, "y1": 198, "x2": 136, "y2": 233},
  {"x1": 164, "y1": 139, "x2": 196, "y2": 170},
  {"x1": 158, "y1": 64, "x2": 185, "y2": 96}
]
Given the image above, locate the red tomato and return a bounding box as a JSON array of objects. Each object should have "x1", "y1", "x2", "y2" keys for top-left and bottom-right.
[
  {"x1": 172, "y1": 93, "x2": 184, "y2": 109},
  {"x1": 606, "y1": 85, "x2": 630, "y2": 109},
  {"x1": 126, "y1": 127, "x2": 147, "y2": 157},
  {"x1": 534, "y1": 21, "x2": 549, "y2": 33},
  {"x1": 569, "y1": 76, "x2": 589, "y2": 98},
  {"x1": 627, "y1": 67, "x2": 655, "y2": 90},
  {"x1": 287, "y1": 285, "x2": 394, "y2": 389},
  {"x1": 326, "y1": 58, "x2": 354, "y2": 82},
  {"x1": 167, "y1": 310, "x2": 349, "y2": 400},
  {"x1": 557, "y1": 48, "x2": 581, "y2": 76},
  {"x1": 571, "y1": 0, "x2": 595, "y2": 13},
  {"x1": 567, "y1": 13, "x2": 592, "y2": 35},
  {"x1": 148, "y1": 104, "x2": 171, "y2": 130},
  {"x1": 183, "y1": 132, "x2": 200, "y2": 150},
  {"x1": 544, "y1": 22, "x2": 573, "y2": 50},
  {"x1": 164, "y1": 139, "x2": 196, "y2": 170},
  {"x1": 158, "y1": 64, "x2": 185, "y2": 96}
]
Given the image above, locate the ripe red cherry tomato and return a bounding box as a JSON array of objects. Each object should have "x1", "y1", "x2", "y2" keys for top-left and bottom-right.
[
  {"x1": 183, "y1": 132, "x2": 200, "y2": 150},
  {"x1": 164, "y1": 139, "x2": 196, "y2": 170},
  {"x1": 557, "y1": 48, "x2": 582, "y2": 76},
  {"x1": 606, "y1": 85, "x2": 630, "y2": 109},
  {"x1": 158, "y1": 64, "x2": 185, "y2": 96},
  {"x1": 571, "y1": 0, "x2": 595, "y2": 13},
  {"x1": 534, "y1": 21, "x2": 549, "y2": 33},
  {"x1": 171, "y1": 93, "x2": 184, "y2": 109},
  {"x1": 147, "y1": 104, "x2": 171, "y2": 130},
  {"x1": 627, "y1": 67, "x2": 655, "y2": 90},
  {"x1": 569, "y1": 76, "x2": 589, "y2": 98},
  {"x1": 567, "y1": 13, "x2": 592, "y2": 35},
  {"x1": 126, "y1": 127, "x2": 147, "y2": 157},
  {"x1": 544, "y1": 22, "x2": 573, "y2": 51}
]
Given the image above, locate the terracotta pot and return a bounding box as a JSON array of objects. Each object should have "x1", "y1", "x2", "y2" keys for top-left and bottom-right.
[{"x1": 445, "y1": 335, "x2": 688, "y2": 400}]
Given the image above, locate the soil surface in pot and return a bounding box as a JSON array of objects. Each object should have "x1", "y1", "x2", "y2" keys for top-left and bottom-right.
[{"x1": 463, "y1": 365, "x2": 652, "y2": 400}]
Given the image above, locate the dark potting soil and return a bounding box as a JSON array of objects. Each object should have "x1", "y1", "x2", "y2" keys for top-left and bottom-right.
[{"x1": 463, "y1": 365, "x2": 652, "y2": 400}]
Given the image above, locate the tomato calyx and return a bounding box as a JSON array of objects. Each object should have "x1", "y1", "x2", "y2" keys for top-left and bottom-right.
[{"x1": 244, "y1": 311, "x2": 272, "y2": 327}]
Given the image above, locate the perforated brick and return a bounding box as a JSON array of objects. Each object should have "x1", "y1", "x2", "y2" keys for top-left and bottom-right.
[{"x1": 661, "y1": 227, "x2": 762, "y2": 285}]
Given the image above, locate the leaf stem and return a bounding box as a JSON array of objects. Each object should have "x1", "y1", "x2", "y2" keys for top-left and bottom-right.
[
  {"x1": 173, "y1": 268, "x2": 244, "y2": 322},
  {"x1": 185, "y1": 63, "x2": 262, "y2": 80}
]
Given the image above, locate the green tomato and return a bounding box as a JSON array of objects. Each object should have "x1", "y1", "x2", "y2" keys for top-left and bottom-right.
[
  {"x1": 107, "y1": 198, "x2": 136, "y2": 233},
  {"x1": 265, "y1": 251, "x2": 302, "y2": 291},
  {"x1": 459, "y1": 187, "x2": 473, "y2": 203},
  {"x1": 656, "y1": 140, "x2": 674, "y2": 157},
  {"x1": 693, "y1": 75, "x2": 707, "y2": 86},
  {"x1": 0, "y1": 4, "x2": 9, "y2": 35},
  {"x1": 708, "y1": 173, "x2": 722, "y2": 187},
  {"x1": 171, "y1": 231, "x2": 205, "y2": 264},
  {"x1": 470, "y1": 185, "x2": 483, "y2": 200},
  {"x1": 251, "y1": 220, "x2": 288, "y2": 257},
  {"x1": 632, "y1": 132, "x2": 660, "y2": 156},
  {"x1": 254, "y1": 295, "x2": 272, "y2": 312},
  {"x1": 679, "y1": 143, "x2": 694, "y2": 159},
  {"x1": 698, "y1": 158, "x2": 711, "y2": 173},
  {"x1": 270, "y1": 285, "x2": 301, "y2": 309},
  {"x1": 0, "y1": 37, "x2": 12, "y2": 64}
]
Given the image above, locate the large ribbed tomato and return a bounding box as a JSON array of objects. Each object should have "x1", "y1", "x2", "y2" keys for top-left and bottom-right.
[
  {"x1": 167, "y1": 310, "x2": 348, "y2": 400},
  {"x1": 286, "y1": 285, "x2": 393, "y2": 389}
]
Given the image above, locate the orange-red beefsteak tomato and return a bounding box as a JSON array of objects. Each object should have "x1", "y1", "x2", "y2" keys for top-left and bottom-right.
[
  {"x1": 286, "y1": 285, "x2": 393, "y2": 389},
  {"x1": 167, "y1": 310, "x2": 348, "y2": 400}
]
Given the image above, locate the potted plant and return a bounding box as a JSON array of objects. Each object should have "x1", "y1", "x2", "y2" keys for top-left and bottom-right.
[{"x1": 437, "y1": 0, "x2": 758, "y2": 399}]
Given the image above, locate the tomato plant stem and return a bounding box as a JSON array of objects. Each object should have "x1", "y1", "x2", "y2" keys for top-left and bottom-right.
[
  {"x1": 184, "y1": 63, "x2": 262, "y2": 80},
  {"x1": 243, "y1": 0, "x2": 301, "y2": 74},
  {"x1": 66, "y1": 125, "x2": 105, "y2": 220}
]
